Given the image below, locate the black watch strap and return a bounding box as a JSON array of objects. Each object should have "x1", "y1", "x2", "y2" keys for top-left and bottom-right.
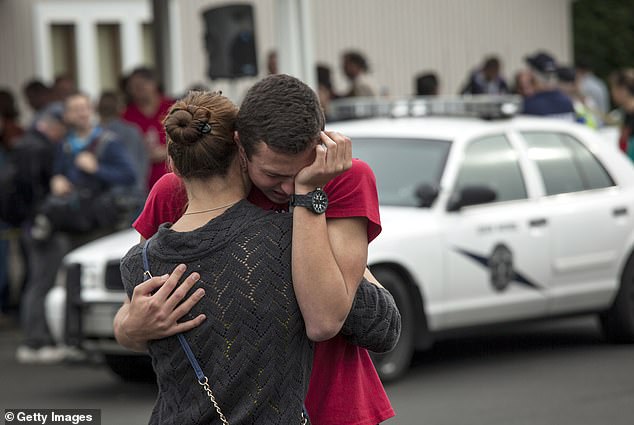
[{"x1": 290, "y1": 188, "x2": 328, "y2": 214}]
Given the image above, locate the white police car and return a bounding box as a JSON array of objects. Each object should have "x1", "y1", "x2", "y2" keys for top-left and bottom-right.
[{"x1": 47, "y1": 97, "x2": 634, "y2": 382}]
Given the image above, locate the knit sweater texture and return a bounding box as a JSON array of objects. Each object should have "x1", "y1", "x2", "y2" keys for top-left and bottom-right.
[{"x1": 120, "y1": 200, "x2": 312, "y2": 425}]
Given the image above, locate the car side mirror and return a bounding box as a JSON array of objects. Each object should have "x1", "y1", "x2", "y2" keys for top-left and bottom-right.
[
  {"x1": 447, "y1": 185, "x2": 497, "y2": 212},
  {"x1": 415, "y1": 183, "x2": 439, "y2": 208}
]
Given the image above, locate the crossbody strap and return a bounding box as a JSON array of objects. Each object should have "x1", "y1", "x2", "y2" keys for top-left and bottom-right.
[
  {"x1": 141, "y1": 238, "x2": 230, "y2": 425},
  {"x1": 141, "y1": 239, "x2": 308, "y2": 425}
]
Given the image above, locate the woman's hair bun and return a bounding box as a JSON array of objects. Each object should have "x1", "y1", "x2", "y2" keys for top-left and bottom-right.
[{"x1": 164, "y1": 106, "x2": 211, "y2": 146}]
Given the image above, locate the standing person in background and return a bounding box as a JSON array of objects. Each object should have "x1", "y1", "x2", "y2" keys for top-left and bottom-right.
[
  {"x1": 22, "y1": 80, "x2": 52, "y2": 128},
  {"x1": 266, "y1": 50, "x2": 278, "y2": 75},
  {"x1": 609, "y1": 68, "x2": 634, "y2": 162},
  {"x1": 0, "y1": 88, "x2": 25, "y2": 318},
  {"x1": 316, "y1": 64, "x2": 338, "y2": 120},
  {"x1": 51, "y1": 74, "x2": 77, "y2": 103},
  {"x1": 121, "y1": 67, "x2": 174, "y2": 191},
  {"x1": 341, "y1": 50, "x2": 377, "y2": 97},
  {"x1": 1, "y1": 104, "x2": 67, "y2": 325},
  {"x1": 98, "y1": 91, "x2": 149, "y2": 196},
  {"x1": 415, "y1": 72, "x2": 440, "y2": 96},
  {"x1": 460, "y1": 56, "x2": 509, "y2": 95},
  {"x1": 522, "y1": 51, "x2": 575, "y2": 120},
  {"x1": 512, "y1": 69, "x2": 536, "y2": 98},
  {"x1": 576, "y1": 58, "x2": 610, "y2": 117},
  {"x1": 0, "y1": 89, "x2": 24, "y2": 149},
  {"x1": 557, "y1": 66, "x2": 600, "y2": 128}
]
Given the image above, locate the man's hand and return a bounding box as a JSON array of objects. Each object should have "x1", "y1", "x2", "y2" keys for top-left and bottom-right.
[
  {"x1": 294, "y1": 131, "x2": 352, "y2": 193},
  {"x1": 50, "y1": 174, "x2": 74, "y2": 196},
  {"x1": 114, "y1": 264, "x2": 206, "y2": 351},
  {"x1": 75, "y1": 151, "x2": 99, "y2": 174}
]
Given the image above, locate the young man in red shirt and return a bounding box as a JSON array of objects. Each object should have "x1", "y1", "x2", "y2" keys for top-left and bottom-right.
[{"x1": 115, "y1": 75, "x2": 395, "y2": 424}]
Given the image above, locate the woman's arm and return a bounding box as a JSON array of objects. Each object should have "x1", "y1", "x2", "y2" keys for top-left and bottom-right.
[{"x1": 340, "y1": 277, "x2": 402, "y2": 353}]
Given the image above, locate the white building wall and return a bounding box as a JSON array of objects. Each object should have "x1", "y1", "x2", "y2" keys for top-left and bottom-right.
[{"x1": 0, "y1": 0, "x2": 39, "y2": 118}]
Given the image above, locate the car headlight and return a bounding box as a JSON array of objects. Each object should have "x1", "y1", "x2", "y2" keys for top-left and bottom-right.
[{"x1": 80, "y1": 263, "x2": 101, "y2": 290}]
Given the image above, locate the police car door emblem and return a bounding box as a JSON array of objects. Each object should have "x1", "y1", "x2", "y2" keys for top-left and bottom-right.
[{"x1": 489, "y1": 243, "x2": 513, "y2": 292}]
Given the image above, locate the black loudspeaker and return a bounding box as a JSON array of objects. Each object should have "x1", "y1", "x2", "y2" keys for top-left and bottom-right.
[{"x1": 202, "y1": 4, "x2": 258, "y2": 79}]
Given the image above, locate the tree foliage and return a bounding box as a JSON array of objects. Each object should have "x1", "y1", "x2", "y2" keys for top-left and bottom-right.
[{"x1": 573, "y1": 0, "x2": 634, "y2": 80}]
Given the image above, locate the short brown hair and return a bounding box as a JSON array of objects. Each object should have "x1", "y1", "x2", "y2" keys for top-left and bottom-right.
[
  {"x1": 236, "y1": 74, "x2": 325, "y2": 158},
  {"x1": 164, "y1": 91, "x2": 238, "y2": 179}
]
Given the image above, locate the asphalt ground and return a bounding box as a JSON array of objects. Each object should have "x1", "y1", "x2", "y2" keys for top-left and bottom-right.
[{"x1": 1, "y1": 315, "x2": 633, "y2": 425}]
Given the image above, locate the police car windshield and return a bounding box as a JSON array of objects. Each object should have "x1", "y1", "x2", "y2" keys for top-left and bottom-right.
[{"x1": 353, "y1": 138, "x2": 451, "y2": 207}]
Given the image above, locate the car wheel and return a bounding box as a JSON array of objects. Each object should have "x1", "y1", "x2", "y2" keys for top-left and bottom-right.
[
  {"x1": 369, "y1": 267, "x2": 416, "y2": 382},
  {"x1": 105, "y1": 354, "x2": 156, "y2": 382},
  {"x1": 600, "y1": 254, "x2": 634, "y2": 343}
]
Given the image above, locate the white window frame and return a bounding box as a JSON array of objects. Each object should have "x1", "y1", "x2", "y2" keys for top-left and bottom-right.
[{"x1": 34, "y1": 1, "x2": 151, "y2": 99}]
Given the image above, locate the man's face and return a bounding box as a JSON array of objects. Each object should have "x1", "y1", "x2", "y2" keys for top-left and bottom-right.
[
  {"x1": 127, "y1": 75, "x2": 157, "y2": 104},
  {"x1": 483, "y1": 65, "x2": 499, "y2": 81},
  {"x1": 64, "y1": 95, "x2": 93, "y2": 132},
  {"x1": 611, "y1": 85, "x2": 628, "y2": 107},
  {"x1": 245, "y1": 142, "x2": 316, "y2": 204},
  {"x1": 342, "y1": 58, "x2": 356, "y2": 80},
  {"x1": 47, "y1": 120, "x2": 67, "y2": 142}
]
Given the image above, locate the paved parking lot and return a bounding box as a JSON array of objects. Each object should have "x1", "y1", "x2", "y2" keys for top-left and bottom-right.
[{"x1": 2, "y1": 315, "x2": 633, "y2": 425}]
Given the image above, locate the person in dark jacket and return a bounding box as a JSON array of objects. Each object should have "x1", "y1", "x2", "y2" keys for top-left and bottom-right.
[
  {"x1": 460, "y1": 56, "x2": 509, "y2": 95},
  {"x1": 1, "y1": 103, "x2": 65, "y2": 227},
  {"x1": 0, "y1": 104, "x2": 66, "y2": 320}
]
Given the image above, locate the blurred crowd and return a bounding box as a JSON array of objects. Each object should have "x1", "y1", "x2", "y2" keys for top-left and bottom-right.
[
  {"x1": 0, "y1": 66, "x2": 175, "y2": 362},
  {"x1": 310, "y1": 49, "x2": 632, "y2": 132},
  {"x1": 310, "y1": 49, "x2": 633, "y2": 161},
  {"x1": 1, "y1": 48, "x2": 634, "y2": 362}
]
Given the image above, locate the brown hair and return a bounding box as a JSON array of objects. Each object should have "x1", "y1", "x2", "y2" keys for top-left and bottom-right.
[
  {"x1": 236, "y1": 74, "x2": 325, "y2": 159},
  {"x1": 164, "y1": 91, "x2": 238, "y2": 179}
]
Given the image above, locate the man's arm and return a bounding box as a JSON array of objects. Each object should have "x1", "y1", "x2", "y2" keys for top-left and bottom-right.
[
  {"x1": 114, "y1": 264, "x2": 206, "y2": 351},
  {"x1": 292, "y1": 131, "x2": 370, "y2": 341}
]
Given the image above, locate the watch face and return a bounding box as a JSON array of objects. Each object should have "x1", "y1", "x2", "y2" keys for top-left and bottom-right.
[{"x1": 311, "y1": 190, "x2": 328, "y2": 214}]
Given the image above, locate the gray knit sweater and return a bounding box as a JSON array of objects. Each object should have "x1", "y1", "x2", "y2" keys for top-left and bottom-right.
[{"x1": 121, "y1": 200, "x2": 312, "y2": 425}]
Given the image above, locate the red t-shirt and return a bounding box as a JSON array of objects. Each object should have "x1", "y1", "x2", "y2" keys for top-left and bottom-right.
[
  {"x1": 121, "y1": 97, "x2": 174, "y2": 191},
  {"x1": 133, "y1": 159, "x2": 394, "y2": 425}
]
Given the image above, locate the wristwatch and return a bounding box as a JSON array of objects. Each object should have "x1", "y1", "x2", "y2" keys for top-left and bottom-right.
[{"x1": 290, "y1": 188, "x2": 329, "y2": 214}]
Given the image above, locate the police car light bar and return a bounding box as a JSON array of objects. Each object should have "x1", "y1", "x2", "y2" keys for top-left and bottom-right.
[{"x1": 328, "y1": 95, "x2": 522, "y2": 121}]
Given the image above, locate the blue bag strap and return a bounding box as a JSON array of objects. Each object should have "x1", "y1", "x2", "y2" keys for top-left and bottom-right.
[{"x1": 141, "y1": 238, "x2": 207, "y2": 383}]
